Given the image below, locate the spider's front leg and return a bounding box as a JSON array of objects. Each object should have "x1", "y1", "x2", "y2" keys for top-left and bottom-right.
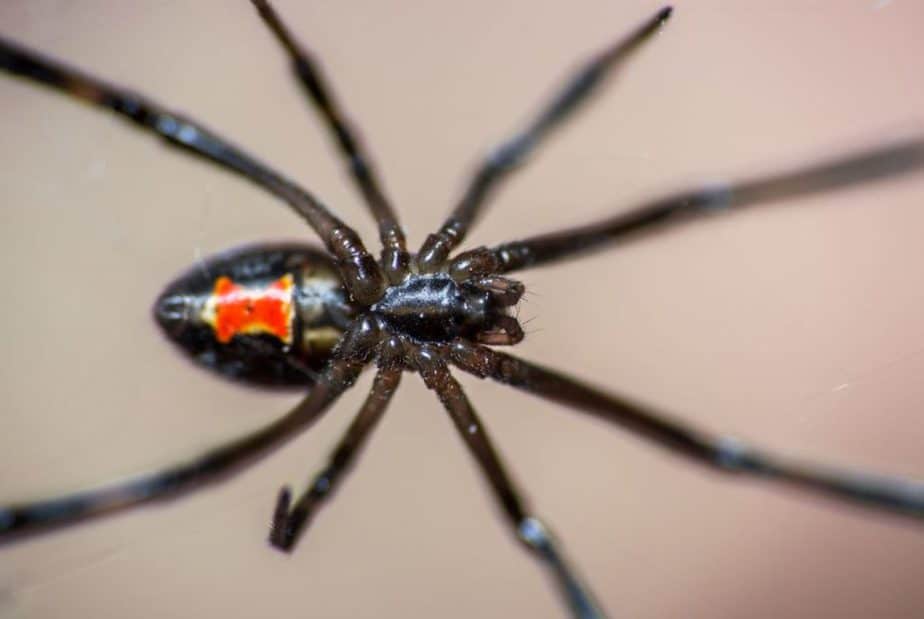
[
  {"x1": 456, "y1": 139, "x2": 924, "y2": 274},
  {"x1": 448, "y1": 340, "x2": 924, "y2": 520},
  {"x1": 413, "y1": 344, "x2": 607, "y2": 619},
  {"x1": 417, "y1": 6, "x2": 673, "y2": 273}
]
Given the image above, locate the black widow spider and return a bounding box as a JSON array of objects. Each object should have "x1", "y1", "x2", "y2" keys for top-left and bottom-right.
[{"x1": 2, "y1": 2, "x2": 924, "y2": 617}]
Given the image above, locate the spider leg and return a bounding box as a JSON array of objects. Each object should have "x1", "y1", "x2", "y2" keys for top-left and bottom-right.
[
  {"x1": 251, "y1": 0, "x2": 409, "y2": 283},
  {"x1": 449, "y1": 341, "x2": 924, "y2": 520},
  {"x1": 0, "y1": 317, "x2": 381, "y2": 544},
  {"x1": 416, "y1": 6, "x2": 672, "y2": 273},
  {"x1": 0, "y1": 35, "x2": 386, "y2": 304},
  {"x1": 270, "y1": 338, "x2": 403, "y2": 552},
  {"x1": 413, "y1": 344, "x2": 607, "y2": 619},
  {"x1": 450, "y1": 138, "x2": 924, "y2": 276}
]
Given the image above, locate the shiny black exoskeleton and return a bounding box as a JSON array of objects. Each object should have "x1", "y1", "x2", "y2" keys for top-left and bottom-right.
[
  {"x1": 154, "y1": 243, "x2": 522, "y2": 386},
  {"x1": 371, "y1": 274, "x2": 492, "y2": 342},
  {"x1": 154, "y1": 243, "x2": 355, "y2": 386}
]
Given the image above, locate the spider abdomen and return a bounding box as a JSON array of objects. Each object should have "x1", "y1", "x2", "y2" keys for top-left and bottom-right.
[{"x1": 153, "y1": 243, "x2": 356, "y2": 386}]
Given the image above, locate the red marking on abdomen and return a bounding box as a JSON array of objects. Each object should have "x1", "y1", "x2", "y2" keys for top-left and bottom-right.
[{"x1": 204, "y1": 274, "x2": 295, "y2": 344}]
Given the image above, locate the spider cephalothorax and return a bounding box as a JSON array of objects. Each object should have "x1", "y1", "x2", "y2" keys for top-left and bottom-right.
[
  {"x1": 3, "y1": 3, "x2": 924, "y2": 618},
  {"x1": 371, "y1": 270, "x2": 524, "y2": 345}
]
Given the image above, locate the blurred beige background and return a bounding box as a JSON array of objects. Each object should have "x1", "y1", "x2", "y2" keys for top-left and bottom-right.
[{"x1": 2, "y1": 2, "x2": 924, "y2": 618}]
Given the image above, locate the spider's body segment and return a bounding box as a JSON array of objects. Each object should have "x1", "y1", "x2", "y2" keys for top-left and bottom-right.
[
  {"x1": 371, "y1": 272, "x2": 520, "y2": 344},
  {"x1": 3, "y1": 3, "x2": 924, "y2": 618},
  {"x1": 154, "y1": 243, "x2": 353, "y2": 386}
]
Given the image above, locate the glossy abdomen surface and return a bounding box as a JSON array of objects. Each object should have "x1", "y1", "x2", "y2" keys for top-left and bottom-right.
[{"x1": 154, "y1": 243, "x2": 354, "y2": 386}]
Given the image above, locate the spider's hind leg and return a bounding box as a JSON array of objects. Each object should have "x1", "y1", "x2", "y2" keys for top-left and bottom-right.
[
  {"x1": 250, "y1": 0, "x2": 409, "y2": 282},
  {"x1": 270, "y1": 336, "x2": 403, "y2": 552},
  {"x1": 0, "y1": 318, "x2": 381, "y2": 543}
]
